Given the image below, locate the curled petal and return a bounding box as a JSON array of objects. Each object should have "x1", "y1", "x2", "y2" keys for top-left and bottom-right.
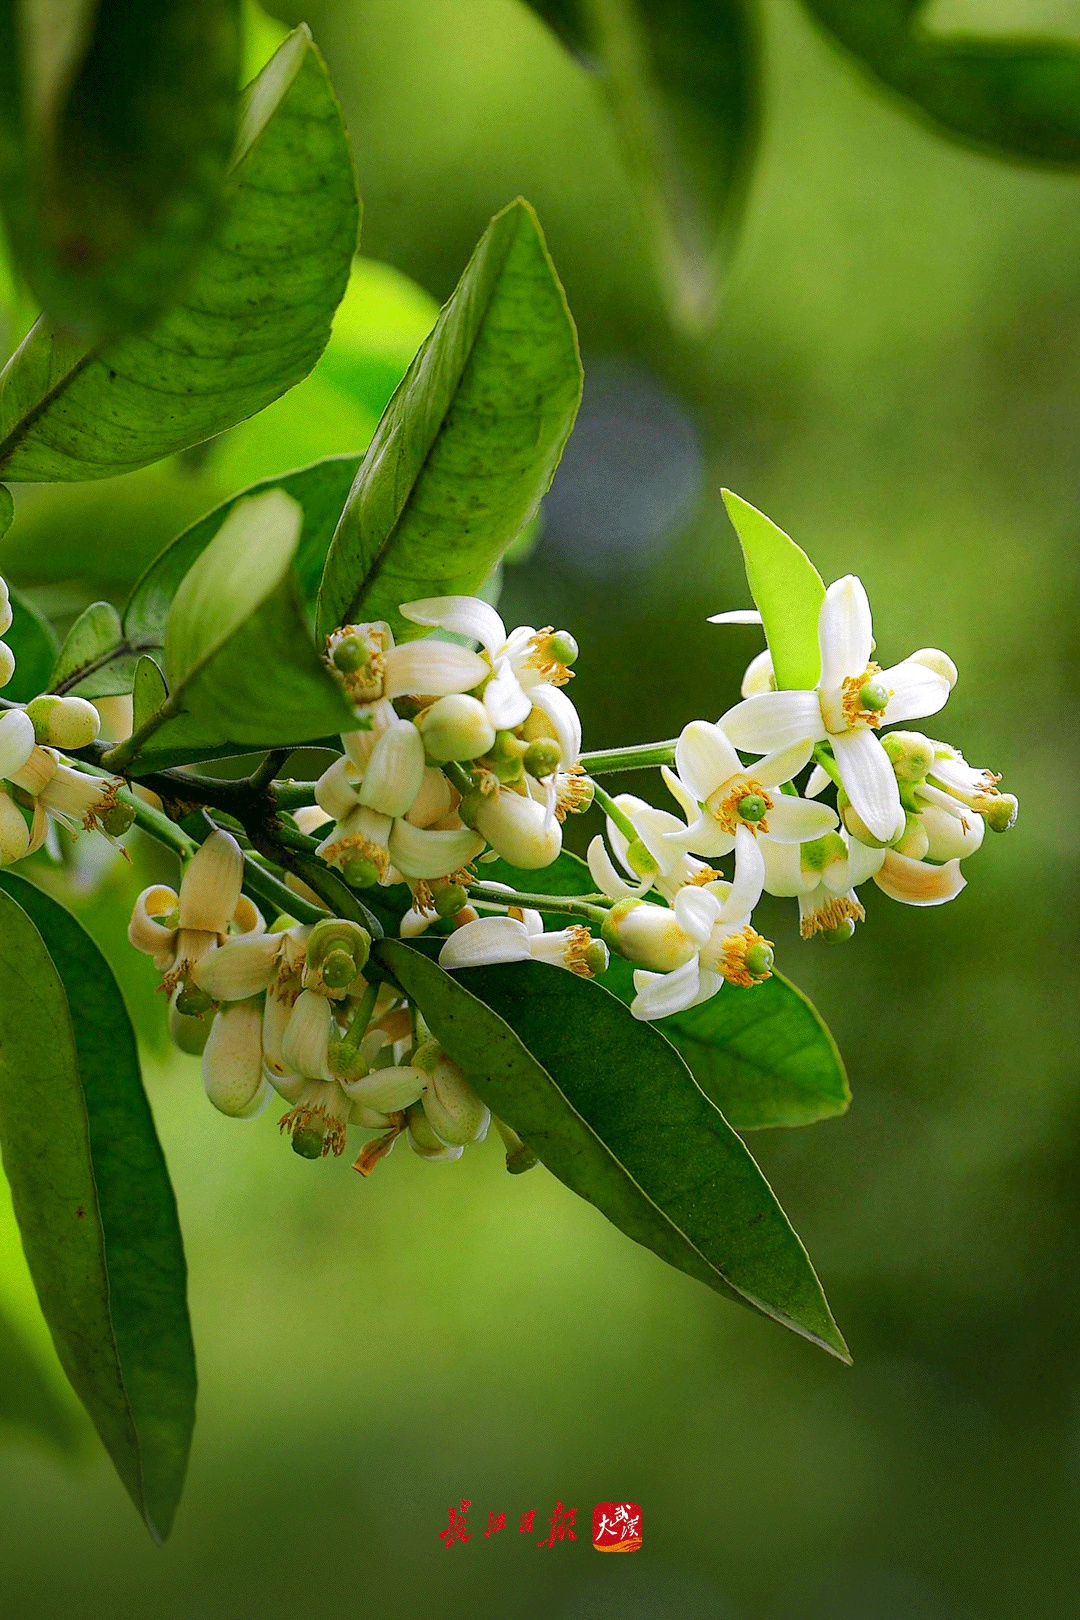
[
  {"x1": 400, "y1": 906, "x2": 434, "y2": 938},
  {"x1": 388, "y1": 818, "x2": 485, "y2": 880},
  {"x1": 128, "y1": 884, "x2": 180, "y2": 967},
  {"x1": 528, "y1": 683, "x2": 582, "y2": 767},
  {"x1": 878, "y1": 659, "x2": 951, "y2": 726},
  {"x1": 805, "y1": 763, "x2": 832, "y2": 799},
  {"x1": 192, "y1": 932, "x2": 281, "y2": 1000},
  {"x1": 673, "y1": 885, "x2": 721, "y2": 946},
  {"x1": 315, "y1": 754, "x2": 361, "y2": 820},
  {"x1": 761, "y1": 795, "x2": 838, "y2": 844},
  {"x1": 630, "y1": 956, "x2": 716, "y2": 1021},
  {"x1": 741, "y1": 648, "x2": 775, "y2": 698},
  {"x1": 383, "y1": 640, "x2": 487, "y2": 699},
  {"x1": 664, "y1": 814, "x2": 735, "y2": 861},
  {"x1": 819, "y1": 574, "x2": 873, "y2": 691},
  {"x1": 438, "y1": 916, "x2": 532, "y2": 968},
  {"x1": 719, "y1": 691, "x2": 826, "y2": 754},
  {"x1": 179, "y1": 830, "x2": 243, "y2": 934},
  {"x1": 921, "y1": 801, "x2": 984, "y2": 861},
  {"x1": 587, "y1": 835, "x2": 650, "y2": 900},
  {"x1": 398, "y1": 595, "x2": 506, "y2": 655},
  {"x1": 341, "y1": 699, "x2": 395, "y2": 770},
  {"x1": 676, "y1": 720, "x2": 740, "y2": 801},
  {"x1": 483, "y1": 658, "x2": 532, "y2": 731},
  {"x1": 873, "y1": 850, "x2": 966, "y2": 906},
  {"x1": 707, "y1": 608, "x2": 763, "y2": 625},
  {"x1": 843, "y1": 834, "x2": 887, "y2": 887},
  {"x1": 231, "y1": 896, "x2": 264, "y2": 936},
  {"x1": 832, "y1": 727, "x2": 904, "y2": 844}
]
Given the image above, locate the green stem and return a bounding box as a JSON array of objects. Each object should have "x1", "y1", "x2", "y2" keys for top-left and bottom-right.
[
  {"x1": 248, "y1": 748, "x2": 290, "y2": 793},
  {"x1": 240, "y1": 854, "x2": 327, "y2": 927},
  {"x1": 442, "y1": 760, "x2": 474, "y2": 797},
  {"x1": 590, "y1": 781, "x2": 639, "y2": 847},
  {"x1": 342, "y1": 979, "x2": 380, "y2": 1048},
  {"x1": 812, "y1": 741, "x2": 842, "y2": 789},
  {"x1": 579, "y1": 740, "x2": 676, "y2": 775},
  {"x1": 66, "y1": 758, "x2": 197, "y2": 859},
  {"x1": 100, "y1": 690, "x2": 181, "y2": 773},
  {"x1": 468, "y1": 882, "x2": 609, "y2": 926},
  {"x1": 271, "y1": 780, "x2": 320, "y2": 811}
]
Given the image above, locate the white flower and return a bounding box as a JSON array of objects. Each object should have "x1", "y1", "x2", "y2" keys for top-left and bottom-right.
[
  {"x1": 760, "y1": 831, "x2": 885, "y2": 938},
  {"x1": 469, "y1": 784, "x2": 562, "y2": 870},
  {"x1": 628, "y1": 860, "x2": 774, "y2": 1021},
  {"x1": 326, "y1": 620, "x2": 487, "y2": 713},
  {"x1": 586, "y1": 792, "x2": 725, "y2": 903},
  {"x1": 718, "y1": 576, "x2": 955, "y2": 843},
  {"x1": 398, "y1": 596, "x2": 581, "y2": 765},
  {"x1": 664, "y1": 721, "x2": 838, "y2": 859},
  {"x1": 438, "y1": 911, "x2": 608, "y2": 977},
  {"x1": 128, "y1": 830, "x2": 256, "y2": 988},
  {"x1": 872, "y1": 849, "x2": 966, "y2": 907},
  {"x1": 316, "y1": 795, "x2": 484, "y2": 886}
]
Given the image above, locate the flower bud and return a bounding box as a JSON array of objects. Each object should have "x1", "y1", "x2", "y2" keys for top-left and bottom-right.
[
  {"x1": 984, "y1": 793, "x2": 1018, "y2": 833},
  {"x1": 894, "y1": 812, "x2": 929, "y2": 862},
  {"x1": 202, "y1": 1001, "x2": 269, "y2": 1117},
  {"x1": 0, "y1": 577, "x2": 11, "y2": 636},
  {"x1": 178, "y1": 829, "x2": 243, "y2": 933},
  {"x1": 0, "y1": 788, "x2": 29, "y2": 865},
  {"x1": 881, "y1": 730, "x2": 935, "y2": 783},
  {"x1": 25, "y1": 694, "x2": 101, "y2": 750},
  {"x1": 92, "y1": 694, "x2": 134, "y2": 742},
  {"x1": 0, "y1": 708, "x2": 35, "y2": 781},
  {"x1": 406, "y1": 1100, "x2": 464, "y2": 1162},
  {"x1": 417, "y1": 694, "x2": 496, "y2": 763},
  {"x1": 0, "y1": 642, "x2": 14, "y2": 689},
  {"x1": 601, "y1": 899, "x2": 697, "y2": 972},
  {"x1": 358, "y1": 718, "x2": 426, "y2": 817},
  {"x1": 523, "y1": 738, "x2": 561, "y2": 779},
  {"x1": 921, "y1": 802, "x2": 984, "y2": 861},
  {"x1": 419, "y1": 1050, "x2": 490, "y2": 1145},
  {"x1": 472, "y1": 788, "x2": 561, "y2": 869},
  {"x1": 281, "y1": 989, "x2": 332, "y2": 1079}
]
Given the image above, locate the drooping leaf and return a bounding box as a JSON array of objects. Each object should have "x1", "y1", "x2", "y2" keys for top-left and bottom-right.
[
  {"x1": 722, "y1": 490, "x2": 825, "y2": 690},
  {"x1": 482, "y1": 848, "x2": 848, "y2": 1130},
  {"x1": 4, "y1": 585, "x2": 59, "y2": 703},
  {"x1": 526, "y1": 0, "x2": 758, "y2": 332},
  {"x1": 0, "y1": 26, "x2": 359, "y2": 481},
  {"x1": 49, "y1": 600, "x2": 126, "y2": 697},
  {"x1": 123, "y1": 487, "x2": 354, "y2": 770},
  {"x1": 0, "y1": 874, "x2": 196, "y2": 1540},
  {"x1": 0, "y1": 1298, "x2": 80, "y2": 1453},
  {"x1": 380, "y1": 939, "x2": 848, "y2": 1359},
  {"x1": 800, "y1": 1, "x2": 1080, "y2": 168},
  {"x1": 0, "y1": 0, "x2": 240, "y2": 339},
  {"x1": 315, "y1": 199, "x2": 582, "y2": 643}
]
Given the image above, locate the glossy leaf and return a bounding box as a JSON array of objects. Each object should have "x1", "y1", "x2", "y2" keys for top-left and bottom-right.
[
  {"x1": 0, "y1": 874, "x2": 196, "y2": 1539},
  {"x1": 131, "y1": 655, "x2": 167, "y2": 735},
  {"x1": 316, "y1": 199, "x2": 582, "y2": 643},
  {"x1": 49, "y1": 600, "x2": 125, "y2": 697},
  {"x1": 380, "y1": 939, "x2": 848, "y2": 1359},
  {"x1": 4, "y1": 586, "x2": 59, "y2": 704},
  {"x1": 722, "y1": 489, "x2": 825, "y2": 690},
  {"x1": 527, "y1": 0, "x2": 758, "y2": 332},
  {"x1": 801, "y1": 1, "x2": 1080, "y2": 167},
  {"x1": 0, "y1": 1299, "x2": 79, "y2": 1453},
  {"x1": 0, "y1": 26, "x2": 359, "y2": 482},
  {"x1": 0, "y1": 0, "x2": 240, "y2": 339}
]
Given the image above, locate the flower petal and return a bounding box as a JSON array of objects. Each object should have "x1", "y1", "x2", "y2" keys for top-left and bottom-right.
[
  {"x1": 819, "y1": 574, "x2": 873, "y2": 690},
  {"x1": 192, "y1": 932, "x2": 281, "y2": 1000},
  {"x1": 315, "y1": 754, "x2": 362, "y2": 820},
  {"x1": 755, "y1": 736, "x2": 816, "y2": 789},
  {"x1": 805, "y1": 763, "x2": 832, "y2": 798},
  {"x1": 587, "y1": 835, "x2": 650, "y2": 899},
  {"x1": 873, "y1": 850, "x2": 966, "y2": 906},
  {"x1": 843, "y1": 833, "x2": 886, "y2": 887},
  {"x1": 741, "y1": 648, "x2": 775, "y2": 698},
  {"x1": 673, "y1": 885, "x2": 720, "y2": 945},
  {"x1": 438, "y1": 916, "x2": 531, "y2": 968},
  {"x1": 707, "y1": 608, "x2": 762, "y2": 624},
  {"x1": 725, "y1": 822, "x2": 766, "y2": 919},
  {"x1": 664, "y1": 815, "x2": 735, "y2": 860},
  {"x1": 358, "y1": 719, "x2": 426, "y2": 818},
  {"x1": 660, "y1": 764, "x2": 699, "y2": 825},
  {"x1": 397, "y1": 595, "x2": 506, "y2": 654},
  {"x1": 630, "y1": 956, "x2": 704, "y2": 1021},
  {"x1": 676, "y1": 720, "x2": 740, "y2": 800},
  {"x1": 879, "y1": 659, "x2": 951, "y2": 725},
  {"x1": 384, "y1": 640, "x2": 487, "y2": 698},
  {"x1": 719, "y1": 691, "x2": 826, "y2": 754},
  {"x1": 761, "y1": 838, "x2": 815, "y2": 898},
  {"x1": 529, "y1": 683, "x2": 582, "y2": 766},
  {"x1": 388, "y1": 819, "x2": 485, "y2": 880},
  {"x1": 483, "y1": 657, "x2": 533, "y2": 730},
  {"x1": 832, "y1": 727, "x2": 904, "y2": 843},
  {"x1": 761, "y1": 795, "x2": 838, "y2": 843}
]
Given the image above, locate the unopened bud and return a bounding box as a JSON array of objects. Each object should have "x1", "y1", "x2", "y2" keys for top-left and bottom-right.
[
  {"x1": 0, "y1": 788, "x2": 29, "y2": 866},
  {"x1": 858, "y1": 679, "x2": 889, "y2": 713},
  {"x1": 821, "y1": 918, "x2": 856, "y2": 944},
  {"x1": 472, "y1": 788, "x2": 562, "y2": 869},
  {"x1": 435, "y1": 883, "x2": 469, "y2": 917},
  {"x1": 0, "y1": 709, "x2": 36, "y2": 781},
  {"x1": 421, "y1": 1051, "x2": 490, "y2": 1145},
  {"x1": 984, "y1": 793, "x2": 1018, "y2": 833},
  {"x1": 894, "y1": 812, "x2": 929, "y2": 861},
  {"x1": 0, "y1": 577, "x2": 10, "y2": 637},
  {"x1": 523, "y1": 738, "x2": 561, "y2": 779},
  {"x1": 0, "y1": 642, "x2": 13, "y2": 688},
  {"x1": 417, "y1": 694, "x2": 496, "y2": 763},
  {"x1": 601, "y1": 899, "x2": 696, "y2": 972},
  {"x1": 25, "y1": 694, "x2": 101, "y2": 750},
  {"x1": 881, "y1": 730, "x2": 936, "y2": 783}
]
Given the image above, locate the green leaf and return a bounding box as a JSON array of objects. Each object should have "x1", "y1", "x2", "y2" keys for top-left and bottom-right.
[
  {"x1": 4, "y1": 585, "x2": 59, "y2": 703},
  {"x1": 0, "y1": 484, "x2": 11, "y2": 540},
  {"x1": 0, "y1": 1298, "x2": 79, "y2": 1453},
  {"x1": 315, "y1": 198, "x2": 582, "y2": 643},
  {"x1": 49, "y1": 600, "x2": 127, "y2": 697},
  {"x1": 800, "y1": 1, "x2": 1080, "y2": 167},
  {"x1": 131, "y1": 655, "x2": 167, "y2": 735},
  {"x1": 379, "y1": 939, "x2": 848, "y2": 1360},
  {"x1": 0, "y1": 0, "x2": 240, "y2": 339},
  {"x1": 121, "y1": 487, "x2": 354, "y2": 769},
  {"x1": 125, "y1": 454, "x2": 362, "y2": 656},
  {"x1": 526, "y1": 0, "x2": 758, "y2": 332},
  {"x1": 0, "y1": 26, "x2": 359, "y2": 481},
  {"x1": 722, "y1": 489, "x2": 825, "y2": 690},
  {"x1": 0, "y1": 874, "x2": 196, "y2": 1540}
]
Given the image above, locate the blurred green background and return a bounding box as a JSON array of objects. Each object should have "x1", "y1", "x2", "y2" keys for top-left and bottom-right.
[{"x1": 0, "y1": 0, "x2": 1077, "y2": 1615}]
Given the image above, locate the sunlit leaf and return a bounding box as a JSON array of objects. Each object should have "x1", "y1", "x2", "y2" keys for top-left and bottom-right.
[
  {"x1": 801, "y1": 0, "x2": 1080, "y2": 167},
  {"x1": 0, "y1": 0, "x2": 241, "y2": 339},
  {"x1": 527, "y1": 0, "x2": 758, "y2": 332},
  {"x1": 380, "y1": 939, "x2": 848, "y2": 1360},
  {"x1": 0, "y1": 26, "x2": 359, "y2": 481},
  {"x1": 316, "y1": 199, "x2": 582, "y2": 643},
  {"x1": 722, "y1": 490, "x2": 825, "y2": 690},
  {"x1": 0, "y1": 875, "x2": 196, "y2": 1540}
]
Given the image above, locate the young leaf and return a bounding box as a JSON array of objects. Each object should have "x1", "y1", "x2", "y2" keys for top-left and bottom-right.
[
  {"x1": 0, "y1": 0, "x2": 240, "y2": 340},
  {"x1": 380, "y1": 940, "x2": 848, "y2": 1360},
  {"x1": 0, "y1": 1300, "x2": 80, "y2": 1453},
  {"x1": 801, "y1": 0, "x2": 1080, "y2": 168},
  {"x1": 722, "y1": 490, "x2": 825, "y2": 690},
  {"x1": 124, "y1": 454, "x2": 362, "y2": 657},
  {"x1": 49, "y1": 600, "x2": 125, "y2": 696},
  {"x1": 0, "y1": 875, "x2": 196, "y2": 1540},
  {"x1": 3, "y1": 586, "x2": 59, "y2": 703},
  {"x1": 0, "y1": 26, "x2": 359, "y2": 481},
  {"x1": 315, "y1": 199, "x2": 582, "y2": 643},
  {"x1": 526, "y1": 0, "x2": 758, "y2": 333},
  {"x1": 116, "y1": 487, "x2": 354, "y2": 770}
]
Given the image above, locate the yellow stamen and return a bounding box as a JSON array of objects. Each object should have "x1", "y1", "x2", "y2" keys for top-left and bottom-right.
[
  {"x1": 320, "y1": 832, "x2": 389, "y2": 879},
  {"x1": 279, "y1": 1101, "x2": 348, "y2": 1158},
  {"x1": 554, "y1": 766, "x2": 591, "y2": 822},
  {"x1": 799, "y1": 893, "x2": 865, "y2": 940},
  {"x1": 562, "y1": 925, "x2": 598, "y2": 977},
  {"x1": 706, "y1": 778, "x2": 773, "y2": 836},
  {"x1": 685, "y1": 867, "x2": 723, "y2": 887},
  {"x1": 840, "y1": 662, "x2": 889, "y2": 729},
  {"x1": 718, "y1": 925, "x2": 775, "y2": 988},
  {"x1": 525, "y1": 628, "x2": 575, "y2": 687}
]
